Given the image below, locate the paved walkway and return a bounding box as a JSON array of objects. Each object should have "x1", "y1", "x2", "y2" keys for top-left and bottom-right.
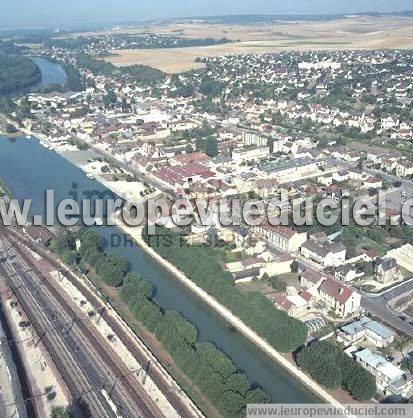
[{"x1": 116, "y1": 221, "x2": 345, "y2": 408}]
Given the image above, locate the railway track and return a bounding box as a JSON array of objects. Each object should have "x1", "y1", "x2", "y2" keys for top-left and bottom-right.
[
  {"x1": 5, "y1": 226, "x2": 202, "y2": 418},
  {"x1": 0, "y1": 229, "x2": 164, "y2": 418},
  {"x1": 0, "y1": 257, "x2": 110, "y2": 417}
]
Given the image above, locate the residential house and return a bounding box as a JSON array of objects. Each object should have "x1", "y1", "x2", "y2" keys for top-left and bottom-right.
[
  {"x1": 301, "y1": 233, "x2": 346, "y2": 267},
  {"x1": 301, "y1": 269, "x2": 361, "y2": 318},
  {"x1": 335, "y1": 264, "x2": 364, "y2": 282},
  {"x1": 394, "y1": 160, "x2": 413, "y2": 178},
  {"x1": 252, "y1": 224, "x2": 307, "y2": 252},
  {"x1": 337, "y1": 317, "x2": 395, "y2": 348},
  {"x1": 222, "y1": 250, "x2": 293, "y2": 283},
  {"x1": 318, "y1": 278, "x2": 361, "y2": 318},
  {"x1": 268, "y1": 290, "x2": 315, "y2": 317},
  {"x1": 363, "y1": 176, "x2": 383, "y2": 189},
  {"x1": 355, "y1": 349, "x2": 412, "y2": 398},
  {"x1": 375, "y1": 258, "x2": 399, "y2": 284}
]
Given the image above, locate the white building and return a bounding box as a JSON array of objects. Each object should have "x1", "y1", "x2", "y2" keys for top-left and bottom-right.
[
  {"x1": 252, "y1": 225, "x2": 307, "y2": 253},
  {"x1": 337, "y1": 317, "x2": 395, "y2": 348},
  {"x1": 301, "y1": 234, "x2": 346, "y2": 267},
  {"x1": 242, "y1": 131, "x2": 268, "y2": 147},
  {"x1": 232, "y1": 146, "x2": 270, "y2": 163},
  {"x1": 355, "y1": 349, "x2": 412, "y2": 398}
]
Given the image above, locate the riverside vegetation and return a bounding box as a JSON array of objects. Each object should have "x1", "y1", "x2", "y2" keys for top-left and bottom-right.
[{"x1": 50, "y1": 228, "x2": 271, "y2": 418}]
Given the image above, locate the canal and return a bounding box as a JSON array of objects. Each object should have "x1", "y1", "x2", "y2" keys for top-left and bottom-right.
[{"x1": 0, "y1": 136, "x2": 317, "y2": 404}]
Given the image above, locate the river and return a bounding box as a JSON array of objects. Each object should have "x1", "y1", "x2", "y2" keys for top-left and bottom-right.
[
  {"x1": 4, "y1": 57, "x2": 67, "y2": 98},
  {"x1": 0, "y1": 136, "x2": 317, "y2": 404},
  {"x1": 30, "y1": 57, "x2": 67, "y2": 89}
]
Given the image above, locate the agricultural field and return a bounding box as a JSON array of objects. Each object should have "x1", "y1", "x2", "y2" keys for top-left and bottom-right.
[{"x1": 103, "y1": 16, "x2": 413, "y2": 73}]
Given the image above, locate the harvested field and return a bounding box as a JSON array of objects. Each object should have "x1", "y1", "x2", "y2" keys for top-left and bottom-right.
[{"x1": 100, "y1": 16, "x2": 413, "y2": 73}]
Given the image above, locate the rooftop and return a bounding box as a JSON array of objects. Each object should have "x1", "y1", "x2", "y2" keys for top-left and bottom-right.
[
  {"x1": 341, "y1": 317, "x2": 395, "y2": 340},
  {"x1": 356, "y1": 349, "x2": 405, "y2": 382}
]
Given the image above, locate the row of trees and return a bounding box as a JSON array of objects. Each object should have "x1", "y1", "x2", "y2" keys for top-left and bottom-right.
[
  {"x1": 296, "y1": 341, "x2": 376, "y2": 401},
  {"x1": 144, "y1": 226, "x2": 308, "y2": 353},
  {"x1": 120, "y1": 273, "x2": 270, "y2": 417},
  {"x1": 51, "y1": 228, "x2": 271, "y2": 417}
]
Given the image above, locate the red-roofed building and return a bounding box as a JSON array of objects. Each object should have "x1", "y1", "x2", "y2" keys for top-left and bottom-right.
[
  {"x1": 318, "y1": 278, "x2": 361, "y2": 318},
  {"x1": 267, "y1": 293, "x2": 295, "y2": 315},
  {"x1": 173, "y1": 152, "x2": 210, "y2": 165},
  {"x1": 268, "y1": 291, "x2": 314, "y2": 317},
  {"x1": 300, "y1": 268, "x2": 360, "y2": 318},
  {"x1": 154, "y1": 163, "x2": 215, "y2": 192}
]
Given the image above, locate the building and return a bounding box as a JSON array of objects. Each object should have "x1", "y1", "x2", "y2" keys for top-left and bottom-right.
[
  {"x1": 232, "y1": 146, "x2": 270, "y2": 163},
  {"x1": 394, "y1": 160, "x2": 413, "y2": 178},
  {"x1": 242, "y1": 131, "x2": 269, "y2": 147},
  {"x1": 337, "y1": 317, "x2": 395, "y2": 348},
  {"x1": 355, "y1": 349, "x2": 412, "y2": 398},
  {"x1": 222, "y1": 250, "x2": 293, "y2": 283},
  {"x1": 23, "y1": 225, "x2": 54, "y2": 247},
  {"x1": 318, "y1": 278, "x2": 361, "y2": 318},
  {"x1": 252, "y1": 225, "x2": 307, "y2": 253},
  {"x1": 301, "y1": 234, "x2": 346, "y2": 267},
  {"x1": 381, "y1": 115, "x2": 400, "y2": 130},
  {"x1": 335, "y1": 264, "x2": 364, "y2": 282},
  {"x1": 268, "y1": 290, "x2": 314, "y2": 317},
  {"x1": 300, "y1": 269, "x2": 361, "y2": 318},
  {"x1": 363, "y1": 176, "x2": 383, "y2": 189},
  {"x1": 375, "y1": 258, "x2": 399, "y2": 284},
  {"x1": 261, "y1": 158, "x2": 319, "y2": 180}
]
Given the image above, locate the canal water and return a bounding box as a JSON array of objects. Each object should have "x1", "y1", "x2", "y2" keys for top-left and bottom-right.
[{"x1": 0, "y1": 137, "x2": 317, "y2": 403}]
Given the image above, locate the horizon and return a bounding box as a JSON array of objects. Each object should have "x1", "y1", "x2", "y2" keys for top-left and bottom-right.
[{"x1": 1, "y1": 0, "x2": 413, "y2": 29}]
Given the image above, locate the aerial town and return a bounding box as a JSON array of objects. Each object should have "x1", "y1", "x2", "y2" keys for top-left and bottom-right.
[{"x1": 1, "y1": 6, "x2": 413, "y2": 418}]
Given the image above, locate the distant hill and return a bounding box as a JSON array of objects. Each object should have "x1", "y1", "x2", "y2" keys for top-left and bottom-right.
[{"x1": 159, "y1": 11, "x2": 413, "y2": 25}]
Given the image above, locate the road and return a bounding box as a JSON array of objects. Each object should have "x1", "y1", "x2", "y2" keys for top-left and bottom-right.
[
  {"x1": 361, "y1": 279, "x2": 413, "y2": 338},
  {"x1": 35, "y1": 113, "x2": 175, "y2": 197},
  {"x1": 361, "y1": 295, "x2": 413, "y2": 337},
  {"x1": 366, "y1": 167, "x2": 413, "y2": 211},
  {"x1": 0, "y1": 229, "x2": 163, "y2": 418}
]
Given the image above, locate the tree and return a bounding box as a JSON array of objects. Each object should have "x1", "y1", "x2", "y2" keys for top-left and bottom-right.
[
  {"x1": 96, "y1": 253, "x2": 127, "y2": 286},
  {"x1": 61, "y1": 250, "x2": 77, "y2": 266},
  {"x1": 50, "y1": 230, "x2": 74, "y2": 255},
  {"x1": 245, "y1": 388, "x2": 271, "y2": 404},
  {"x1": 200, "y1": 76, "x2": 224, "y2": 97},
  {"x1": 225, "y1": 373, "x2": 250, "y2": 394},
  {"x1": 297, "y1": 341, "x2": 376, "y2": 400},
  {"x1": 205, "y1": 136, "x2": 218, "y2": 157},
  {"x1": 0, "y1": 53, "x2": 41, "y2": 96},
  {"x1": 269, "y1": 276, "x2": 287, "y2": 292},
  {"x1": 342, "y1": 363, "x2": 376, "y2": 401},
  {"x1": 50, "y1": 406, "x2": 72, "y2": 418}
]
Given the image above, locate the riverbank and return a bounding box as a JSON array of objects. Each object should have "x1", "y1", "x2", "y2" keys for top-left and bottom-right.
[
  {"x1": 23, "y1": 131, "x2": 159, "y2": 204},
  {"x1": 0, "y1": 134, "x2": 324, "y2": 405},
  {"x1": 27, "y1": 133, "x2": 333, "y2": 402},
  {"x1": 0, "y1": 176, "x2": 13, "y2": 200},
  {"x1": 0, "y1": 130, "x2": 23, "y2": 139},
  {"x1": 114, "y1": 219, "x2": 343, "y2": 408}
]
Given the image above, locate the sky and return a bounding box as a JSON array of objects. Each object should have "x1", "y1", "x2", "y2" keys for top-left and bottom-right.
[{"x1": 1, "y1": 0, "x2": 412, "y2": 27}]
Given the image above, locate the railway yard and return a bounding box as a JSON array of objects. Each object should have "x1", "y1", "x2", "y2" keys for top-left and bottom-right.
[{"x1": 0, "y1": 226, "x2": 201, "y2": 418}]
